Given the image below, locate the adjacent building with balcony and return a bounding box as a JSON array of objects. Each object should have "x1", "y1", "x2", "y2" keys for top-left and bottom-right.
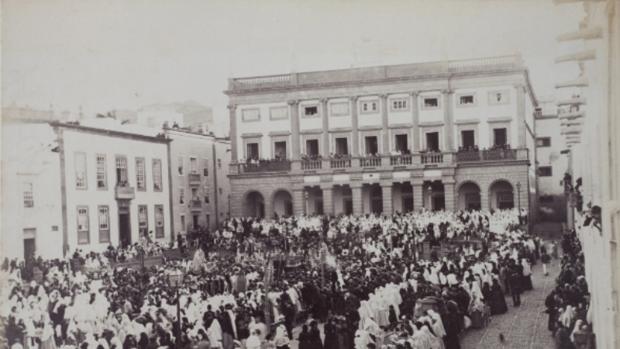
[
  {"x1": 225, "y1": 55, "x2": 539, "y2": 218},
  {"x1": 165, "y1": 128, "x2": 231, "y2": 238},
  {"x1": 51, "y1": 118, "x2": 172, "y2": 254}
]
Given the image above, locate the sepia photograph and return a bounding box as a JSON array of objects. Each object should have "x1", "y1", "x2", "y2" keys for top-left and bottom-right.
[{"x1": 1, "y1": 0, "x2": 619, "y2": 348}]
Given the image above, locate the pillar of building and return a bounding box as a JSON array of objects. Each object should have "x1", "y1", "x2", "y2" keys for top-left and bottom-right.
[
  {"x1": 480, "y1": 183, "x2": 490, "y2": 212},
  {"x1": 228, "y1": 104, "x2": 238, "y2": 161},
  {"x1": 444, "y1": 181, "x2": 456, "y2": 211},
  {"x1": 515, "y1": 84, "x2": 527, "y2": 148},
  {"x1": 351, "y1": 183, "x2": 363, "y2": 215},
  {"x1": 442, "y1": 90, "x2": 454, "y2": 151},
  {"x1": 293, "y1": 188, "x2": 305, "y2": 216},
  {"x1": 413, "y1": 182, "x2": 424, "y2": 211},
  {"x1": 381, "y1": 182, "x2": 393, "y2": 215},
  {"x1": 289, "y1": 100, "x2": 300, "y2": 159},
  {"x1": 264, "y1": 197, "x2": 273, "y2": 220},
  {"x1": 321, "y1": 185, "x2": 334, "y2": 216},
  {"x1": 321, "y1": 98, "x2": 330, "y2": 157},
  {"x1": 380, "y1": 94, "x2": 390, "y2": 153},
  {"x1": 410, "y1": 92, "x2": 419, "y2": 151},
  {"x1": 351, "y1": 96, "x2": 359, "y2": 156}
]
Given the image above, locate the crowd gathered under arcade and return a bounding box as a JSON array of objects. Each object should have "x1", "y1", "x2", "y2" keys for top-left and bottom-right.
[{"x1": 1, "y1": 208, "x2": 592, "y2": 349}]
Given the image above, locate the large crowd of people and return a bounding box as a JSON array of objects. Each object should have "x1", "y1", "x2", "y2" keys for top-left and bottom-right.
[{"x1": 1, "y1": 208, "x2": 570, "y2": 349}]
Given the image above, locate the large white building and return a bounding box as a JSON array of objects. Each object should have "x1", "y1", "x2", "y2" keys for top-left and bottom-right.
[
  {"x1": 51, "y1": 119, "x2": 172, "y2": 254},
  {"x1": 225, "y1": 55, "x2": 539, "y2": 219}
]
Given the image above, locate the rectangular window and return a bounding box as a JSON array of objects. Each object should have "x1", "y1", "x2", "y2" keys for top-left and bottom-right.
[
  {"x1": 205, "y1": 194, "x2": 210, "y2": 203},
  {"x1": 303, "y1": 105, "x2": 319, "y2": 117},
  {"x1": 269, "y1": 106, "x2": 288, "y2": 120},
  {"x1": 426, "y1": 132, "x2": 440, "y2": 151},
  {"x1": 360, "y1": 100, "x2": 378, "y2": 113},
  {"x1": 488, "y1": 90, "x2": 510, "y2": 105},
  {"x1": 98, "y1": 205, "x2": 110, "y2": 243},
  {"x1": 364, "y1": 136, "x2": 378, "y2": 155},
  {"x1": 538, "y1": 166, "x2": 553, "y2": 177},
  {"x1": 461, "y1": 130, "x2": 476, "y2": 149},
  {"x1": 155, "y1": 205, "x2": 164, "y2": 238},
  {"x1": 76, "y1": 206, "x2": 89, "y2": 244},
  {"x1": 217, "y1": 159, "x2": 222, "y2": 169},
  {"x1": 115, "y1": 155, "x2": 128, "y2": 186},
  {"x1": 75, "y1": 152, "x2": 87, "y2": 189},
  {"x1": 191, "y1": 187, "x2": 198, "y2": 200},
  {"x1": 306, "y1": 139, "x2": 319, "y2": 156},
  {"x1": 335, "y1": 137, "x2": 349, "y2": 155},
  {"x1": 390, "y1": 98, "x2": 409, "y2": 111},
  {"x1": 394, "y1": 134, "x2": 408, "y2": 152},
  {"x1": 190, "y1": 157, "x2": 198, "y2": 174},
  {"x1": 330, "y1": 102, "x2": 349, "y2": 116},
  {"x1": 274, "y1": 141, "x2": 287, "y2": 159},
  {"x1": 536, "y1": 137, "x2": 551, "y2": 147},
  {"x1": 177, "y1": 156, "x2": 184, "y2": 175},
  {"x1": 135, "y1": 157, "x2": 146, "y2": 191},
  {"x1": 242, "y1": 108, "x2": 260, "y2": 122},
  {"x1": 152, "y1": 159, "x2": 163, "y2": 191},
  {"x1": 138, "y1": 205, "x2": 148, "y2": 235},
  {"x1": 458, "y1": 94, "x2": 475, "y2": 105},
  {"x1": 180, "y1": 214, "x2": 186, "y2": 231},
  {"x1": 23, "y1": 182, "x2": 34, "y2": 208},
  {"x1": 246, "y1": 143, "x2": 259, "y2": 159},
  {"x1": 422, "y1": 97, "x2": 439, "y2": 109},
  {"x1": 493, "y1": 128, "x2": 508, "y2": 147},
  {"x1": 96, "y1": 154, "x2": 107, "y2": 189}
]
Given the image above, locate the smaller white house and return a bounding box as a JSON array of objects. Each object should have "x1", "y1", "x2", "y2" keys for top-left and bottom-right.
[{"x1": 52, "y1": 118, "x2": 172, "y2": 255}]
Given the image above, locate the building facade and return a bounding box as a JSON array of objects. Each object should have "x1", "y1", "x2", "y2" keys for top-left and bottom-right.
[
  {"x1": 1, "y1": 122, "x2": 63, "y2": 260},
  {"x1": 534, "y1": 98, "x2": 568, "y2": 221},
  {"x1": 225, "y1": 55, "x2": 538, "y2": 219},
  {"x1": 52, "y1": 120, "x2": 172, "y2": 254},
  {"x1": 165, "y1": 129, "x2": 231, "y2": 237}
]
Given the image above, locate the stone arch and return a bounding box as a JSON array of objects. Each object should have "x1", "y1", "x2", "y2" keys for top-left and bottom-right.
[
  {"x1": 457, "y1": 181, "x2": 481, "y2": 210},
  {"x1": 489, "y1": 179, "x2": 514, "y2": 210},
  {"x1": 271, "y1": 189, "x2": 293, "y2": 217},
  {"x1": 243, "y1": 190, "x2": 265, "y2": 218}
]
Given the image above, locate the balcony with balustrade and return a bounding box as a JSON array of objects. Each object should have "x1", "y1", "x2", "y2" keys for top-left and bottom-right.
[
  {"x1": 229, "y1": 160, "x2": 292, "y2": 175},
  {"x1": 360, "y1": 156, "x2": 382, "y2": 168},
  {"x1": 190, "y1": 199, "x2": 203, "y2": 211},
  {"x1": 456, "y1": 148, "x2": 528, "y2": 165},
  {"x1": 188, "y1": 173, "x2": 201, "y2": 186}
]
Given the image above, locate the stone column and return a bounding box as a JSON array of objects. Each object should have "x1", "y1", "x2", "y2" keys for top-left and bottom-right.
[
  {"x1": 380, "y1": 94, "x2": 390, "y2": 154},
  {"x1": 410, "y1": 92, "x2": 419, "y2": 152},
  {"x1": 381, "y1": 182, "x2": 393, "y2": 215},
  {"x1": 444, "y1": 181, "x2": 456, "y2": 211},
  {"x1": 351, "y1": 184, "x2": 363, "y2": 215},
  {"x1": 350, "y1": 96, "x2": 360, "y2": 156},
  {"x1": 264, "y1": 196, "x2": 273, "y2": 220},
  {"x1": 515, "y1": 84, "x2": 526, "y2": 148},
  {"x1": 321, "y1": 184, "x2": 334, "y2": 216},
  {"x1": 321, "y1": 98, "x2": 330, "y2": 157},
  {"x1": 293, "y1": 188, "x2": 305, "y2": 216},
  {"x1": 289, "y1": 100, "x2": 300, "y2": 159},
  {"x1": 442, "y1": 90, "x2": 454, "y2": 151},
  {"x1": 228, "y1": 104, "x2": 238, "y2": 161},
  {"x1": 480, "y1": 183, "x2": 490, "y2": 211},
  {"x1": 413, "y1": 182, "x2": 424, "y2": 211}
]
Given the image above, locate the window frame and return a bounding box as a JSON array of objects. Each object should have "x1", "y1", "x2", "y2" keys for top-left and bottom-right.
[
  {"x1": 75, "y1": 152, "x2": 88, "y2": 190},
  {"x1": 538, "y1": 166, "x2": 553, "y2": 177},
  {"x1": 23, "y1": 182, "x2": 34, "y2": 208},
  {"x1": 269, "y1": 106, "x2": 289, "y2": 120},
  {"x1": 390, "y1": 98, "x2": 410, "y2": 112},
  {"x1": 456, "y1": 93, "x2": 477, "y2": 107},
  {"x1": 536, "y1": 137, "x2": 552, "y2": 147},
  {"x1": 115, "y1": 155, "x2": 128, "y2": 186},
  {"x1": 152, "y1": 158, "x2": 163, "y2": 192},
  {"x1": 189, "y1": 157, "x2": 198, "y2": 174},
  {"x1": 154, "y1": 204, "x2": 165, "y2": 238},
  {"x1": 76, "y1": 206, "x2": 90, "y2": 244},
  {"x1": 96, "y1": 154, "x2": 107, "y2": 190},
  {"x1": 97, "y1": 205, "x2": 110, "y2": 243},
  {"x1": 241, "y1": 108, "x2": 261, "y2": 122},
  {"x1": 177, "y1": 156, "x2": 184, "y2": 176},
  {"x1": 421, "y1": 96, "x2": 441, "y2": 110},
  {"x1": 138, "y1": 204, "x2": 148, "y2": 235},
  {"x1": 179, "y1": 187, "x2": 185, "y2": 204},
  {"x1": 359, "y1": 99, "x2": 379, "y2": 114},
  {"x1": 135, "y1": 157, "x2": 147, "y2": 191},
  {"x1": 302, "y1": 104, "x2": 320, "y2": 118}
]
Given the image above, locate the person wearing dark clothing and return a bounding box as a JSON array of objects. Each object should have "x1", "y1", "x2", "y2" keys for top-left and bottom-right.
[
  {"x1": 309, "y1": 321, "x2": 323, "y2": 349},
  {"x1": 323, "y1": 319, "x2": 339, "y2": 349},
  {"x1": 508, "y1": 266, "x2": 522, "y2": 307},
  {"x1": 298, "y1": 325, "x2": 311, "y2": 349},
  {"x1": 489, "y1": 279, "x2": 508, "y2": 315},
  {"x1": 443, "y1": 302, "x2": 462, "y2": 349}
]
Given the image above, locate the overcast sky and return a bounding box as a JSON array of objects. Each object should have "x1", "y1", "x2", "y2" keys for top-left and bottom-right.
[{"x1": 2, "y1": 0, "x2": 584, "y2": 135}]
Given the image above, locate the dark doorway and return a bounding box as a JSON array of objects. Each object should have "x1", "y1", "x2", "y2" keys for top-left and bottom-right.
[
  {"x1": 246, "y1": 143, "x2": 259, "y2": 160},
  {"x1": 395, "y1": 134, "x2": 408, "y2": 152},
  {"x1": 432, "y1": 196, "x2": 445, "y2": 211},
  {"x1": 23, "y1": 238, "x2": 35, "y2": 262},
  {"x1": 364, "y1": 136, "x2": 378, "y2": 155},
  {"x1": 493, "y1": 128, "x2": 507, "y2": 147},
  {"x1": 369, "y1": 185, "x2": 383, "y2": 213},
  {"x1": 426, "y1": 132, "x2": 440, "y2": 151},
  {"x1": 306, "y1": 139, "x2": 319, "y2": 156},
  {"x1": 285, "y1": 201, "x2": 293, "y2": 216},
  {"x1": 192, "y1": 215, "x2": 199, "y2": 228},
  {"x1": 335, "y1": 137, "x2": 348, "y2": 155},
  {"x1": 344, "y1": 199, "x2": 353, "y2": 215},
  {"x1": 119, "y1": 212, "x2": 131, "y2": 247},
  {"x1": 274, "y1": 141, "x2": 287, "y2": 159}
]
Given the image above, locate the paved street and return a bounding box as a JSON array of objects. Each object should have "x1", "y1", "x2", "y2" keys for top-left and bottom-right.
[{"x1": 461, "y1": 256, "x2": 558, "y2": 349}]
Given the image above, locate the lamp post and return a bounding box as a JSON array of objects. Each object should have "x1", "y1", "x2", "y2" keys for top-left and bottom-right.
[
  {"x1": 167, "y1": 269, "x2": 184, "y2": 347},
  {"x1": 516, "y1": 182, "x2": 522, "y2": 212}
]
